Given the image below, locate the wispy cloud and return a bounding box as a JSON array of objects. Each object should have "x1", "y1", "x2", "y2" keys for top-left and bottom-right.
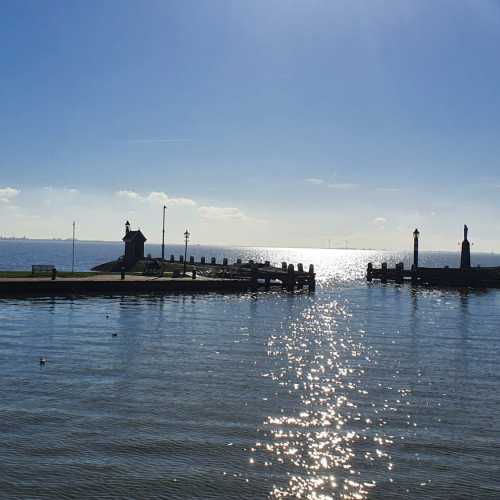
[
  {"x1": 327, "y1": 183, "x2": 359, "y2": 190},
  {"x1": 115, "y1": 190, "x2": 196, "y2": 207},
  {"x1": 127, "y1": 138, "x2": 192, "y2": 144},
  {"x1": 373, "y1": 217, "x2": 387, "y2": 225},
  {"x1": 305, "y1": 177, "x2": 324, "y2": 185},
  {"x1": 198, "y1": 206, "x2": 265, "y2": 223},
  {"x1": 0, "y1": 187, "x2": 20, "y2": 203}
]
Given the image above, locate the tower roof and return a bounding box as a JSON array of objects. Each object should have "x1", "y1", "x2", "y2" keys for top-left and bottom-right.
[{"x1": 123, "y1": 230, "x2": 147, "y2": 243}]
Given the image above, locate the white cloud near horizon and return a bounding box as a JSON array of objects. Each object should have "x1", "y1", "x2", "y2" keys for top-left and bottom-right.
[
  {"x1": 305, "y1": 177, "x2": 324, "y2": 185},
  {"x1": 198, "y1": 206, "x2": 249, "y2": 221},
  {"x1": 0, "y1": 187, "x2": 20, "y2": 203},
  {"x1": 116, "y1": 190, "x2": 197, "y2": 207}
]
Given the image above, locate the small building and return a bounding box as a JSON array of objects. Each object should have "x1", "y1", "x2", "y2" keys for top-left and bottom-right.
[{"x1": 123, "y1": 221, "x2": 146, "y2": 267}]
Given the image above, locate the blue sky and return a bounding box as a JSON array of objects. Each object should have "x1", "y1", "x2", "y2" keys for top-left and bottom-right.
[{"x1": 2, "y1": 0, "x2": 500, "y2": 250}]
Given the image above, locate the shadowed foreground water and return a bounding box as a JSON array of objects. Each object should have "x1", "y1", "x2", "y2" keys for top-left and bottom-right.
[{"x1": 1, "y1": 242, "x2": 500, "y2": 499}]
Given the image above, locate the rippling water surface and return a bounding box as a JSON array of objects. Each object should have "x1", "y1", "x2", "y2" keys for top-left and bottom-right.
[{"x1": 1, "y1": 241, "x2": 500, "y2": 499}]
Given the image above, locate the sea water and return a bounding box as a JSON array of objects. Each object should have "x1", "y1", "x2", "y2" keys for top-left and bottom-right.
[{"x1": 0, "y1": 241, "x2": 499, "y2": 499}]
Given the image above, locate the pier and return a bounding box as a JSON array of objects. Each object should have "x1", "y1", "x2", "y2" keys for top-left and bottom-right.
[
  {"x1": 367, "y1": 226, "x2": 500, "y2": 288},
  {"x1": 0, "y1": 260, "x2": 316, "y2": 297}
]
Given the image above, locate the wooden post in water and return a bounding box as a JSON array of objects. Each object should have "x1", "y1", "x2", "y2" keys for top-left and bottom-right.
[
  {"x1": 381, "y1": 262, "x2": 388, "y2": 283},
  {"x1": 189, "y1": 256, "x2": 195, "y2": 264},
  {"x1": 308, "y1": 264, "x2": 316, "y2": 292},
  {"x1": 223, "y1": 258, "x2": 228, "y2": 266},
  {"x1": 281, "y1": 262, "x2": 287, "y2": 271},
  {"x1": 236, "y1": 258, "x2": 242, "y2": 264},
  {"x1": 367, "y1": 262, "x2": 373, "y2": 282},
  {"x1": 286, "y1": 264, "x2": 295, "y2": 292},
  {"x1": 297, "y1": 263, "x2": 304, "y2": 273},
  {"x1": 211, "y1": 257, "x2": 216, "y2": 265},
  {"x1": 170, "y1": 254, "x2": 175, "y2": 263},
  {"x1": 179, "y1": 255, "x2": 184, "y2": 263},
  {"x1": 396, "y1": 262, "x2": 404, "y2": 284},
  {"x1": 201, "y1": 256, "x2": 206, "y2": 264}
]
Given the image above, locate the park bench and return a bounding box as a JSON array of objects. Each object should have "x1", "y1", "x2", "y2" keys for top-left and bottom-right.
[{"x1": 32, "y1": 265, "x2": 55, "y2": 276}]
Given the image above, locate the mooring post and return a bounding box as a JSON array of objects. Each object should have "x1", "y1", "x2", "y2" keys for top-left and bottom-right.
[
  {"x1": 52, "y1": 268, "x2": 57, "y2": 281},
  {"x1": 308, "y1": 264, "x2": 316, "y2": 292},
  {"x1": 249, "y1": 259, "x2": 254, "y2": 265},
  {"x1": 179, "y1": 255, "x2": 184, "y2": 263},
  {"x1": 201, "y1": 256, "x2": 206, "y2": 264},
  {"x1": 381, "y1": 262, "x2": 388, "y2": 283},
  {"x1": 189, "y1": 256, "x2": 195, "y2": 264},
  {"x1": 281, "y1": 262, "x2": 287, "y2": 271},
  {"x1": 286, "y1": 264, "x2": 295, "y2": 292},
  {"x1": 211, "y1": 257, "x2": 216, "y2": 265},
  {"x1": 120, "y1": 267, "x2": 125, "y2": 280},
  {"x1": 264, "y1": 260, "x2": 270, "y2": 267},
  {"x1": 367, "y1": 262, "x2": 373, "y2": 282},
  {"x1": 297, "y1": 263, "x2": 304, "y2": 273},
  {"x1": 396, "y1": 262, "x2": 404, "y2": 284},
  {"x1": 170, "y1": 254, "x2": 175, "y2": 263},
  {"x1": 236, "y1": 258, "x2": 242, "y2": 264},
  {"x1": 223, "y1": 257, "x2": 228, "y2": 266},
  {"x1": 192, "y1": 268, "x2": 197, "y2": 279}
]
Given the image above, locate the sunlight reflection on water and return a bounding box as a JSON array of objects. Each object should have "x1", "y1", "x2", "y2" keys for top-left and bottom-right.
[{"x1": 254, "y1": 298, "x2": 398, "y2": 499}]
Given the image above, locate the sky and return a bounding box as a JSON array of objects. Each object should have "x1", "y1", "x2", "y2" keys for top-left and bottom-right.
[{"x1": 2, "y1": 0, "x2": 500, "y2": 250}]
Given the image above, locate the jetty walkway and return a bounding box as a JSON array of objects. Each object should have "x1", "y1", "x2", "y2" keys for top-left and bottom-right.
[{"x1": 0, "y1": 263, "x2": 316, "y2": 297}]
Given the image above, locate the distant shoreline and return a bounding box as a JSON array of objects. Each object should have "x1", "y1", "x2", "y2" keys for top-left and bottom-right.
[{"x1": 0, "y1": 238, "x2": 498, "y2": 254}]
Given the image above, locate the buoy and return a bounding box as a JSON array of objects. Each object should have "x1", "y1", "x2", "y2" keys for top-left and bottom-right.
[
  {"x1": 112, "y1": 333, "x2": 117, "y2": 337},
  {"x1": 39, "y1": 357, "x2": 47, "y2": 366}
]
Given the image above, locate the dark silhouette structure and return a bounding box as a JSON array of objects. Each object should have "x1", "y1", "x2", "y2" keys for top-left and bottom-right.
[
  {"x1": 413, "y1": 228, "x2": 420, "y2": 269},
  {"x1": 366, "y1": 225, "x2": 500, "y2": 288},
  {"x1": 460, "y1": 224, "x2": 471, "y2": 269},
  {"x1": 123, "y1": 221, "x2": 146, "y2": 267}
]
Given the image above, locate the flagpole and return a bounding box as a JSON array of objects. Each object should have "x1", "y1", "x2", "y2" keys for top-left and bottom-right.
[{"x1": 72, "y1": 221, "x2": 76, "y2": 273}]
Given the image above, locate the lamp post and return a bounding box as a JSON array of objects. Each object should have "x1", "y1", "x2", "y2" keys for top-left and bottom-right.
[
  {"x1": 183, "y1": 229, "x2": 190, "y2": 276},
  {"x1": 413, "y1": 228, "x2": 420, "y2": 269},
  {"x1": 161, "y1": 205, "x2": 167, "y2": 260}
]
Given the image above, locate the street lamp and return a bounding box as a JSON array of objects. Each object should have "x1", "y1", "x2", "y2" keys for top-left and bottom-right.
[
  {"x1": 183, "y1": 229, "x2": 190, "y2": 276},
  {"x1": 161, "y1": 205, "x2": 167, "y2": 260}
]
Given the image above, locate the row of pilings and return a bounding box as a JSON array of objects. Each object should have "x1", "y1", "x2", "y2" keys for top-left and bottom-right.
[{"x1": 164, "y1": 255, "x2": 316, "y2": 292}]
